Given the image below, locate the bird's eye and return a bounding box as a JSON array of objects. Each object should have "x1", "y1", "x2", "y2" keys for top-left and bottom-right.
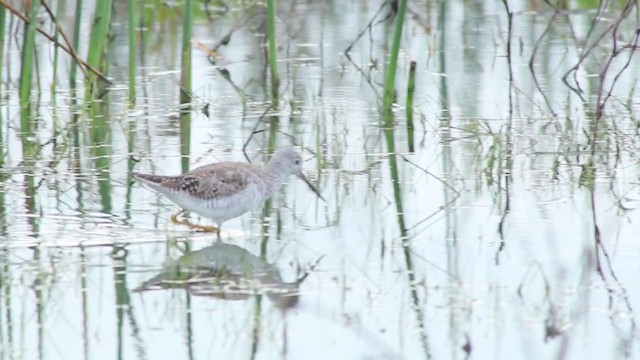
[{"x1": 295, "y1": 159, "x2": 300, "y2": 165}]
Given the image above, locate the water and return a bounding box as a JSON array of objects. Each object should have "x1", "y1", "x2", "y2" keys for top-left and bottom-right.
[{"x1": 1, "y1": 0, "x2": 640, "y2": 359}]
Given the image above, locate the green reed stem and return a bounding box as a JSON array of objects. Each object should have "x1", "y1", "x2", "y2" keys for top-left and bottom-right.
[
  {"x1": 380, "y1": 2, "x2": 428, "y2": 355},
  {"x1": 125, "y1": 116, "x2": 137, "y2": 220},
  {"x1": 111, "y1": 248, "x2": 127, "y2": 359},
  {"x1": 179, "y1": 111, "x2": 192, "y2": 173},
  {"x1": 0, "y1": 249, "x2": 11, "y2": 358},
  {"x1": 0, "y1": 4, "x2": 6, "y2": 88},
  {"x1": 50, "y1": 0, "x2": 64, "y2": 97},
  {"x1": 32, "y1": 249, "x2": 44, "y2": 360},
  {"x1": 250, "y1": 294, "x2": 263, "y2": 360},
  {"x1": 381, "y1": 0, "x2": 408, "y2": 235},
  {"x1": 384, "y1": 89, "x2": 432, "y2": 360},
  {"x1": 69, "y1": 0, "x2": 83, "y2": 89},
  {"x1": 128, "y1": 0, "x2": 137, "y2": 106},
  {"x1": 79, "y1": 247, "x2": 89, "y2": 360},
  {"x1": 260, "y1": 117, "x2": 279, "y2": 257},
  {"x1": 406, "y1": 60, "x2": 416, "y2": 152},
  {"x1": 85, "y1": 0, "x2": 113, "y2": 209},
  {"x1": 266, "y1": 0, "x2": 279, "y2": 104},
  {"x1": 19, "y1": 0, "x2": 41, "y2": 126},
  {"x1": 0, "y1": 112, "x2": 3, "y2": 175},
  {"x1": 22, "y1": 171, "x2": 37, "y2": 230},
  {"x1": 180, "y1": 0, "x2": 193, "y2": 105},
  {"x1": 179, "y1": 0, "x2": 193, "y2": 173},
  {"x1": 381, "y1": 0, "x2": 408, "y2": 123},
  {"x1": 140, "y1": 0, "x2": 154, "y2": 47},
  {"x1": 381, "y1": 0, "x2": 409, "y2": 236},
  {"x1": 383, "y1": 128, "x2": 407, "y2": 239},
  {"x1": 185, "y1": 292, "x2": 195, "y2": 359},
  {"x1": 0, "y1": 5, "x2": 5, "y2": 175},
  {"x1": 91, "y1": 97, "x2": 113, "y2": 213},
  {"x1": 0, "y1": 119, "x2": 3, "y2": 234},
  {"x1": 86, "y1": 0, "x2": 113, "y2": 99}
]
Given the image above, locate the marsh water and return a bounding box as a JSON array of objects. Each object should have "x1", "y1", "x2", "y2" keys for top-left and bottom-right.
[{"x1": 2, "y1": 0, "x2": 640, "y2": 359}]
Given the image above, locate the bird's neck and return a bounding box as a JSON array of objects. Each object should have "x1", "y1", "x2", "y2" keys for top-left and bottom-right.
[
  {"x1": 263, "y1": 162, "x2": 288, "y2": 194},
  {"x1": 264, "y1": 155, "x2": 282, "y2": 172}
]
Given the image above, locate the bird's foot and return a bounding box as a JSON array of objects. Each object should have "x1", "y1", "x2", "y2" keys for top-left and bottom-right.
[{"x1": 170, "y1": 210, "x2": 220, "y2": 233}]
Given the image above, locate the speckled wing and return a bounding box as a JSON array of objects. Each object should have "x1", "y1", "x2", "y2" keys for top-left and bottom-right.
[
  {"x1": 186, "y1": 163, "x2": 253, "y2": 200},
  {"x1": 133, "y1": 162, "x2": 253, "y2": 201}
]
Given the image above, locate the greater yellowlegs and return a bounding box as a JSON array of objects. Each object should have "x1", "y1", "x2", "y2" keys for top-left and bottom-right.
[{"x1": 133, "y1": 148, "x2": 324, "y2": 237}]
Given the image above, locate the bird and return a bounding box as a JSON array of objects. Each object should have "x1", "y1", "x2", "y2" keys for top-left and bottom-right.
[{"x1": 133, "y1": 148, "x2": 324, "y2": 238}]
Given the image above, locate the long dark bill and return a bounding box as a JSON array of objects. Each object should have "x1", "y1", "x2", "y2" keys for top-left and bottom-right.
[{"x1": 297, "y1": 173, "x2": 326, "y2": 202}]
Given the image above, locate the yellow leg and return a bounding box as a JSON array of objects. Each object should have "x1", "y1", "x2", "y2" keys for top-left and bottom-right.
[{"x1": 170, "y1": 210, "x2": 220, "y2": 233}]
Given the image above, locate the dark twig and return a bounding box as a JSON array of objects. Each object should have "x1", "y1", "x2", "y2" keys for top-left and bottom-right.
[
  {"x1": 529, "y1": 11, "x2": 558, "y2": 117},
  {"x1": 496, "y1": 0, "x2": 514, "y2": 265},
  {"x1": 590, "y1": 185, "x2": 637, "y2": 355},
  {"x1": 583, "y1": 1, "x2": 639, "y2": 353},
  {"x1": 40, "y1": 0, "x2": 90, "y2": 81},
  {"x1": 243, "y1": 105, "x2": 274, "y2": 162},
  {"x1": 590, "y1": 0, "x2": 637, "y2": 156},
  {"x1": 295, "y1": 254, "x2": 325, "y2": 285},
  {"x1": 561, "y1": 1, "x2": 615, "y2": 98},
  {"x1": 0, "y1": 0, "x2": 112, "y2": 84},
  {"x1": 343, "y1": 0, "x2": 392, "y2": 99},
  {"x1": 344, "y1": 1, "x2": 389, "y2": 55},
  {"x1": 594, "y1": 30, "x2": 640, "y2": 128}
]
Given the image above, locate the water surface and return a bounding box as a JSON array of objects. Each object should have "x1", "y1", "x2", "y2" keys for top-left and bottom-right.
[{"x1": 1, "y1": 1, "x2": 640, "y2": 359}]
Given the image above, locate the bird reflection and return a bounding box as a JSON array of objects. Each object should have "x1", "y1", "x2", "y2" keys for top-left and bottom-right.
[{"x1": 134, "y1": 241, "x2": 302, "y2": 309}]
